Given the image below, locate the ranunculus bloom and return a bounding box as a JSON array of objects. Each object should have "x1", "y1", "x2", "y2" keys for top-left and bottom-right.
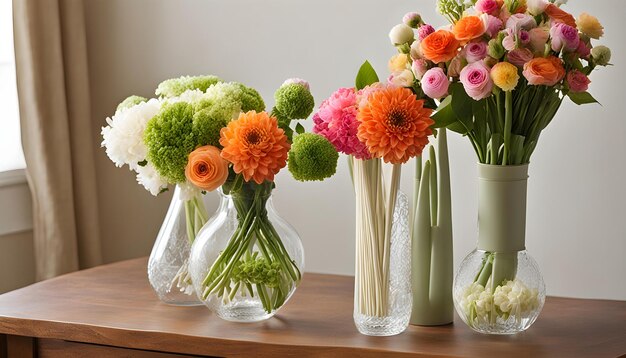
[
  {"x1": 388, "y1": 53, "x2": 410, "y2": 72},
  {"x1": 410, "y1": 39, "x2": 422, "y2": 60},
  {"x1": 490, "y1": 62, "x2": 520, "y2": 91},
  {"x1": 412, "y1": 59, "x2": 429, "y2": 80},
  {"x1": 506, "y1": 13, "x2": 536, "y2": 32},
  {"x1": 527, "y1": 0, "x2": 548, "y2": 16},
  {"x1": 577, "y1": 13, "x2": 604, "y2": 39},
  {"x1": 417, "y1": 24, "x2": 435, "y2": 41},
  {"x1": 475, "y1": 0, "x2": 500, "y2": 15},
  {"x1": 453, "y1": 16, "x2": 486, "y2": 43},
  {"x1": 420, "y1": 30, "x2": 460, "y2": 63},
  {"x1": 465, "y1": 42, "x2": 488, "y2": 63},
  {"x1": 460, "y1": 61, "x2": 494, "y2": 100},
  {"x1": 481, "y1": 14, "x2": 504, "y2": 37},
  {"x1": 550, "y1": 23, "x2": 580, "y2": 52},
  {"x1": 185, "y1": 145, "x2": 229, "y2": 192},
  {"x1": 389, "y1": 23, "x2": 415, "y2": 45},
  {"x1": 519, "y1": 30, "x2": 530, "y2": 44},
  {"x1": 403, "y1": 12, "x2": 423, "y2": 28},
  {"x1": 421, "y1": 67, "x2": 450, "y2": 99},
  {"x1": 523, "y1": 56, "x2": 566, "y2": 86},
  {"x1": 545, "y1": 3, "x2": 577, "y2": 28},
  {"x1": 388, "y1": 69, "x2": 415, "y2": 87},
  {"x1": 528, "y1": 27, "x2": 549, "y2": 53},
  {"x1": 566, "y1": 70, "x2": 591, "y2": 93},
  {"x1": 507, "y1": 48, "x2": 534, "y2": 67}
]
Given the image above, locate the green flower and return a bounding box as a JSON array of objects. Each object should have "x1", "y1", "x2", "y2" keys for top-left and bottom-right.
[
  {"x1": 155, "y1": 75, "x2": 222, "y2": 98},
  {"x1": 193, "y1": 106, "x2": 229, "y2": 148},
  {"x1": 274, "y1": 83, "x2": 315, "y2": 120},
  {"x1": 205, "y1": 82, "x2": 266, "y2": 117},
  {"x1": 234, "y1": 83, "x2": 265, "y2": 112},
  {"x1": 288, "y1": 133, "x2": 338, "y2": 181},
  {"x1": 144, "y1": 102, "x2": 197, "y2": 183},
  {"x1": 116, "y1": 95, "x2": 147, "y2": 113}
]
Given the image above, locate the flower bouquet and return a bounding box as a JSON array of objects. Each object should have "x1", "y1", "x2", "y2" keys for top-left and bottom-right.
[{"x1": 388, "y1": 0, "x2": 611, "y2": 334}]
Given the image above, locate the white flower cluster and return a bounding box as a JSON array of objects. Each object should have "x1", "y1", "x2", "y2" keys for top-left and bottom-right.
[{"x1": 459, "y1": 279, "x2": 540, "y2": 323}]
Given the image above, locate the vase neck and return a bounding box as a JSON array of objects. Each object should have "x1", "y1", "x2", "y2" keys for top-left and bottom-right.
[{"x1": 477, "y1": 164, "x2": 528, "y2": 253}]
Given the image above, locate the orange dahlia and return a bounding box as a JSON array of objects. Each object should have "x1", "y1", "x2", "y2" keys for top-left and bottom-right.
[
  {"x1": 357, "y1": 87, "x2": 434, "y2": 164},
  {"x1": 219, "y1": 111, "x2": 290, "y2": 184}
]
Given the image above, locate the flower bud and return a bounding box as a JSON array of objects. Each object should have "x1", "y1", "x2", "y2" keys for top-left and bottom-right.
[
  {"x1": 411, "y1": 59, "x2": 429, "y2": 80},
  {"x1": 389, "y1": 24, "x2": 415, "y2": 45},
  {"x1": 488, "y1": 38, "x2": 506, "y2": 59},
  {"x1": 591, "y1": 45, "x2": 611, "y2": 66},
  {"x1": 403, "y1": 12, "x2": 423, "y2": 28}
]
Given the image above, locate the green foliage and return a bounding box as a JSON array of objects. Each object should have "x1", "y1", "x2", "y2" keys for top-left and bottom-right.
[
  {"x1": 274, "y1": 83, "x2": 315, "y2": 120},
  {"x1": 436, "y1": 0, "x2": 472, "y2": 23},
  {"x1": 567, "y1": 91, "x2": 599, "y2": 105},
  {"x1": 115, "y1": 95, "x2": 147, "y2": 113},
  {"x1": 193, "y1": 107, "x2": 229, "y2": 148},
  {"x1": 288, "y1": 133, "x2": 338, "y2": 181},
  {"x1": 355, "y1": 60, "x2": 380, "y2": 90},
  {"x1": 144, "y1": 102, "x2": 197, "y2": 183},
  {"x1": 155, "y1": 75, "x2": 222, "y2": 98}
]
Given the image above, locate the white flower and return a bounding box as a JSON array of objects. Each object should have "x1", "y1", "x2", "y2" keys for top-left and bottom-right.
[
  {"x1": 527, "y1": 0, "x2": 548, "y2": 15},
  {"x1": 388, "y1": 69, "x2": 415, "y2": 87},
  {"x1": 135, "y1": 162, "x2": 168, "y2": 196},
  {"x1": 101, "y1": 98, "x2": 161, "y2": 170},
  {"x1": 389, "y1": 24, "x2": 415, "y2": 45},
  {"x1": 282, "y1": 78, "x2": 310, "y2": 90},
  {"x1": 178, "y1": 180, "x2": 202, "y2": 201},
  {"x1": 167, "y1": 89, "x2": 207, "y2": 104},
  {"x1": 493, "y1": 279, "x2": 540, "y2": 315},
  {"x1": 553, "y1": 0, "x2": 567, "y2": 6}
]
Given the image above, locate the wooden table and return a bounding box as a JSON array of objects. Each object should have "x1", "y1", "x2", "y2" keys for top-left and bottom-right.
[{"x1": 0, "y1": 258, "x2": 624, "y2": 357}]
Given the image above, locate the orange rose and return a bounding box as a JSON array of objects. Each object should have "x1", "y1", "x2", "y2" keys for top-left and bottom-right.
[
  {"x1": 544, "y1": 4, "x2": 577, "y2": 28},
  {"x1": 420, "y1": 30, "x2": 460, "y2": 64},
  {"x1": 453, "y1": 16, "x2": 486, "y2": 43},
  {"x1": 522, "y1": 56, "x2": 566, "y2": 86},
  {"x1": 185, "y1": 145, "x2": 229, "y2": 191}
]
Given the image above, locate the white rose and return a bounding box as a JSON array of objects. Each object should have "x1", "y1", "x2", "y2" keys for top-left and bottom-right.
[{"x1": 527, "y1": 0, "x2": 548, "y2": 15}]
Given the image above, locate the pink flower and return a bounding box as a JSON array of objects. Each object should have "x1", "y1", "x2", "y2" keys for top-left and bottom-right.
[
  {"x1": 507, "y1": 48, "x2": 534, "y2": 67},
  {"x1": 550, "y1": 23, "x2": 580, "y2": 52},
  {"x1": 528, "y1": 27, "x2": 549, "y2": 53},
  {"x1": 502, "y1": 29, "x2": 517, "y2": 51},
  {"x1": 519, "y1": 30, "x2": 530, "y2": 44},
  {"x1": 421, "y1": 68, "x2": 450, "y2": 99},
  {"x1": 417, "y1": 24, "x2": 435, "y2": 41},
  {"x1": 566, "y1": 70, "x2": 590, "y2": 92},
  {"x1": 412, "y1": 59, "x2": 429, "y2": 80},
  {"x1": 465, "y1": 42, "x2": 488, "y2": 63},
  {"x1": 312, "y1": 87, "x2": 370, "y2": 159},
  {"x1": 403, "y1": 12, "x2": 423, "y2": 28},
  {"x1": 475, "y1": 0, "x2": 500, "y2": 15},
  {"x1": 388, "y1": 69, "x2": 415, "y2": 87},
  {"x1": 506, "y1": 14, "x2": 537, "y2": 32},
  {"x1": 577, "y1": 40, "x2": 591, "y2": 59},
  {"x1": 460, "y1": 61, "x2": 494, "y2": 100},
  {"x1": 481, "y1": 14, "x2": 504, "y2": 37}
]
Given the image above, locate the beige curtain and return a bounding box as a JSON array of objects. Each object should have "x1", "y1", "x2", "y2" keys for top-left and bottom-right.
[{"x1": 13, "y1": 0, "x2": 102, "y2": 280}]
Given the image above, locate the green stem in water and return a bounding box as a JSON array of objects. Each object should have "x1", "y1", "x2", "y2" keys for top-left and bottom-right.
[{"x1": 503, "y1": 91, "x2": 513, "y2": 165}]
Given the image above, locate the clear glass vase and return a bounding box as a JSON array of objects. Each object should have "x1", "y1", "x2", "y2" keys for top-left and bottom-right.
[
  {"x1": 188, "y1": 181, "x2": 304, "y2": 322},
  {"x1": 147, "y1": 185, "x2": 209, "y2": 306},
  {"x1": 453, "y1": 164, "x2": 545, "y2": 334},
  {"x1": 353, "y1": 191, "x2": 412, "y2": 336}
]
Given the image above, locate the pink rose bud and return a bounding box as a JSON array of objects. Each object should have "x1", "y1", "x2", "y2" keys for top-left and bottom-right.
[
  {"x1": 460, "y1": 61, "x2": 494, "y2": 100},
  {"x1": 507, "y1": 48, "x2": 534, "y2": 67},
  {"x1": 528, "y1": 27, "x2": 549, "y2": 53},
  {"x1": 577, "y1": 40, "x2": 591, "y2": 59},
  {"x1": 475, "y1": 0, "x2": 500, "y2": 15},
  {"x1": 388, "y1": 69, "x2": 415, "y2": 87},
  {"x1": 506, "y1": 14, "x2": 537, "y2": 32},
  {"x1": 481, "y1": 14, "x2": 504, "y2": 37},
  {"x1": 403, "y1": 12, "x2": 423, "y2": 28},
  {"x1": 417, "y1": 24, "x2": 436, "y2": 41},
  {"x1": 411, "y1": 59, "x2": 429, "y2": 80},
  {"x1": 421, "y1": 67, "x2": 450, "y2": 99},
  {"x1": 465, "y1": 42, "x2": 488, "y2": 63},
  {"x1": 566, "y1": 70, "x2": 591, "y2": 92},
  {"x1": 550, "y1": 23, "x2": 580, "y2": 52}
]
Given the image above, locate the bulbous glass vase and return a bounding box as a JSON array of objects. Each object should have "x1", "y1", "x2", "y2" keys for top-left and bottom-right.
[{"x1": 188, "y1": 181, "x2": 304, "y2": 322}]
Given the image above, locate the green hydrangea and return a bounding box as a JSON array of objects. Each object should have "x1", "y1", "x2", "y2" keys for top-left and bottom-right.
[
  {"x1": 155, "y1": 75, "x2": 222, "y2": 98},
  {"x1": 193, "y1": 106, "x2": 230, "y2": 148},
  {"x1": 204, "y1": 82, "x2": 266, "y2": 116},
  {"x1": 144, "y1": 102, "x2": 197, "y2": 183},
  {"x1": 116, "y1": 95, "x2": 147, "y2": 113},
  {"x1": 274, "y1": 83, "x2": 315, "y2": 120},
  {"x1": 233, "y1": 83, "x2": 265, "y2": 112},
  {"x1": 288, "y1": 133, "x2": 338, "y2": 181},
  {"x1": 233, "y1": 254, "x2": 282, "y2": 288}
]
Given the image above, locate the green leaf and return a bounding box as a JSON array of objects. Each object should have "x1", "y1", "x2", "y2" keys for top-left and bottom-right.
[
  {"x1": 450, "y1": 83, "x2": 473, "y2": 122},
  {"x1": 355, "y1": 60, "x2": 379, "y2": 90},
  {"x1": 431, "y1": 96, "x2": 458, "y2": 128},
  {"x1": 447, "y1": 121, "x2": 468, "y2": 135},
  {"x1": 567, "y1": 91, "x2": 599, "y2": 105},
  {"x1": 295, "y1": 122, "x2": 305, "y2": 135}
]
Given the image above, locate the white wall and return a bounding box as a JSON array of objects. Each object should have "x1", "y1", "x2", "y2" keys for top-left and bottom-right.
[{"x1": 85, "y1": 0, "x2": 626, "y2": 300}]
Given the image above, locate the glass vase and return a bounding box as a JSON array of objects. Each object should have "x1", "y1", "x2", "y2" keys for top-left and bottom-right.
[
  {"x1": 188, "y1": 181, "x2": 304, "y2": 322},
  {"x1": 453, "y1": 164, "x2": 545, "y2": 334},
  {"x1": 147, "y1": 185, "x2": 209, "y2": 306}
]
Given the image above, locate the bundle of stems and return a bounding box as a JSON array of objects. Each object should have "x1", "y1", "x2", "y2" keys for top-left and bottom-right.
[
  {"x1": 353, "y1": 157, "x2": 401, "y2": 317},
  {"x1": 173, "y1": 193, "x2": 209, "y2": 293}
]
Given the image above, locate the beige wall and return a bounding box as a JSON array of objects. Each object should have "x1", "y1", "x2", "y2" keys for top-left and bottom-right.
[{"x1": 0, "y1": 230, "x2": 35, "y2": 293}]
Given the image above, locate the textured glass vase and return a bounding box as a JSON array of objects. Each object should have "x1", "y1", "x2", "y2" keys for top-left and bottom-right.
[
  {"x1": 188, "y1": 183, "x2": 304, "y2": 322},
  {"x1": 147, "y1": 185, "x2": 208, "y2": 306},
  {"x1": 453, "y1": 164, "x2": 545, "y2": 334},
  {"x1": 353, "y1": 191, "x2": 412, "y2": 336}
]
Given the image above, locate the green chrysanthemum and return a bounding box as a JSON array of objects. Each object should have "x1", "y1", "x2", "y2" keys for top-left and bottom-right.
[
  {"x1": 144, "y1": 102, "x2": 197, "y2": 183},
  {"x1": 193, "y1": 107, "x2": 230, "y2": 148},
  {"x1": 274, "y1": 83, "x2": 315, "y2": 120},
  {"x1": 155, "y1": 75, "x2": 222, "y2": 98},
  {"x1": 116, "y1": 95, "x2": 147, "y2": 113},
  {"x1": 288, "y1": 133, "x2": 338, "y2": 181},
  {"x1": 233, "y1": 83, "x2": 265, "y2": 112}
]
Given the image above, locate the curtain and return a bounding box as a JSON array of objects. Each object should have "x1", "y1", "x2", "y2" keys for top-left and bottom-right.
[{"x1": 13, "y1": 0, "x2": 102, "y2": 280}]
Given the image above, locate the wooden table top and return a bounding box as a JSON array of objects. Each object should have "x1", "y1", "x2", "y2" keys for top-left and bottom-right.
[{"x1": 0, "y1": 258, "x2": 624, "y2": 357}]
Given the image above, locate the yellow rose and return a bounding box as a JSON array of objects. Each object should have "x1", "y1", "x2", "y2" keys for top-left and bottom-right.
[
  {"x1": 577, "y1": 13, "x2": 604, "y2": 39},
  {"x1": 490, "y1": 62, "x2": 519, "y2": 92},
  {"x1": 388, "y1": 54, "x2": 410, "y2": 72}
]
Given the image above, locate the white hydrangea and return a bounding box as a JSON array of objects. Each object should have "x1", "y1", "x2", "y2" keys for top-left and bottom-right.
[
  {"x1": 101, "y1": 98, "x2": 161, "y2": 170},
  {"x1": 493, "y1": 279, "x2": 540, "y2": 315},
  {"x1": 178, "y1": 180, "x2": 202, "y2": 201},
  {"x1": 135, "y1": 162, "x2": 169, "y2": 196}
]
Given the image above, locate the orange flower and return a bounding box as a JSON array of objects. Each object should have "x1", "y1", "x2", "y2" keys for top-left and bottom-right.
[
  {"x1": 522, "y1": 56, "x2": 566, "y2": 86},
  {"x1": 219, "y1": 111, "x2": 290, "y2": 184},
  {"x1": 357, "y1": 87, "x2": 434, "y2": 164},
  {"x1": 185, "y1": 145, "x2": 229, "y2": 191},
  {"x1": 453, "y1": 16, "x2": 486, "y2": 43},
  {"x1": 420, "y1": 30, "x2": 460, "y2": 64},
  {"x1": 545, "y1": 4, "x2": 577, "y2": 28}
]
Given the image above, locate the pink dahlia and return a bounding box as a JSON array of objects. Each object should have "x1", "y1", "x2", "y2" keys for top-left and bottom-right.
[{"x1": 313, "y1": 87, "x2": 371, "y2": 159}]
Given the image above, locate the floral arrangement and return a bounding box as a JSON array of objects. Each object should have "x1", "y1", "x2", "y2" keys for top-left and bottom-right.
[{"x1": 102, "y1": 75, "x2": 338, "y2": 307}]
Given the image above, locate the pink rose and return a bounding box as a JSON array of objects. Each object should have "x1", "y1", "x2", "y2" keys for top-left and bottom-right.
[
  {"x1": 566, "y1": 70, "x2": 590, "y2": 92},
  {"x1": 460, "y1": 61, "x2": 494, "y2": 100},
  {"x1": 421, "y1": 67, "x2": 450, "y2": 99},
  {"x1": 475, "y1": 0, "x2": 500, "y2": 15},
  {"x1": 550, "y1": 23, "x2": 580, "y2": 52},
  {"x1": 577, "y1": 40, "x2": 591, "y2": 59},
  {"x1": 528, "y1": 27, "x2": 549, "y2": 53},
  {"x1": 507, "y1": 48, "x2": 534, "y2": 67},
  {"x1": 411, "y1": 59, "x2": 429, "y2": 80},
  {"x1": 506, "y1": 14, "x2": 537, "y2": 32},
  {"x1": 465, "y1": 42, "x2": 488, "y2": 63},
  {"x1": 481, "y1": 14, "x2": 504, "y2": 37},
  {"x1": 417, "y1": 24, "x2": 436, "y2": 41}
]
